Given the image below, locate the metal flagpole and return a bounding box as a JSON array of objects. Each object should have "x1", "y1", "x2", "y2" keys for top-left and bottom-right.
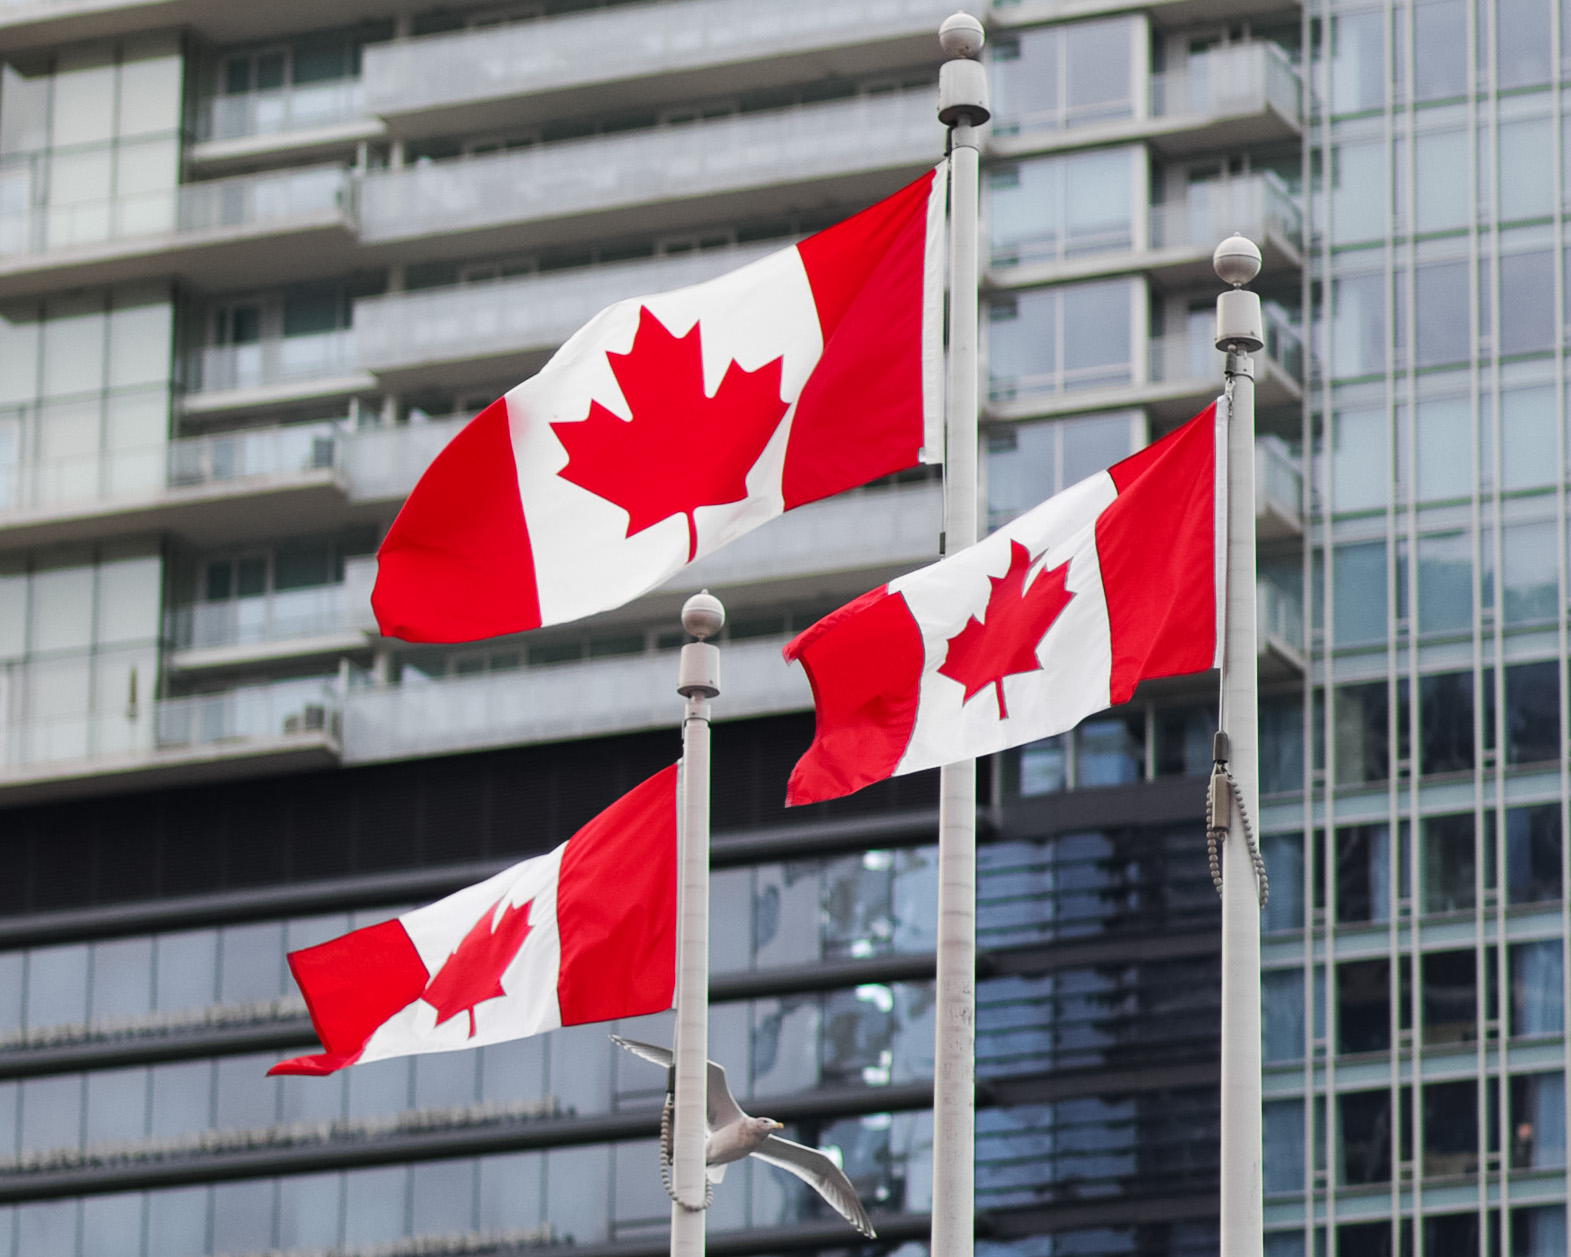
[
  {"x1": 1212, "y1": 236, "x2": 1265, "y2": 1257},
  {"x1": 932, "y1": 15, "x2": 988, "y2": 1257},
  {"x1": 670, "y1": 591, "x2": 724, "y2": 1257}
]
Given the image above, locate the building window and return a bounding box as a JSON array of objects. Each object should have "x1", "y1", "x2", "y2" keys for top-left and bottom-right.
[
  {"x1": 1262, "y1": 832, "x2": 1304, "y2": 934},
  {"x1": 1419, "y1": 670, "x2": 1474, "y2": 776},
  {"x1": 1504, "y1": 661, "x2": 1560, "y2": 766},
  {"x1": 1264, "y1": 968, "x2": 1305, "y2": 1062},
  {"x1": 1422, "y1": 1080, "x2": 1479, "y2": 1178},
  {"x1": 1334, "y1": 681, "x2": 1393, "y2": 785},
  {"x1": 1332, "y1": 540, "x2": 1387, "y2": 647},
  {"x1": 1338, "y1": 1089, "x2": 1393, "y2": 1185},
  {"x1": 1335, "y1": 824, "x2": 1392, "y2": 923},
  {"x1": 1511, "y1": 1204, "x2": 1568, "y2": 1257},
  {"x1": 1507, "y1": 804, "x2": 1562, "y2": 905},
  {"x1": 986, "y1": 148, "x2": 1135, "y2": 267},
  {"x1": 1421, "y1": 812, "x2": 1476, "y2": 914},
  {"x1": 1510, "y1": 940, "x2": 1563, "y2": 1038},
  {"x1": 1264, "y1": 1098, "x2": 1305, "y2": 1194},
  {"x1": 989, "y1": 18, "x2": 1136, "y2": 135},
  {"x1": 1337, "y1": 958, "x2": 1390, "y2": 1053},
  {"x1": 1422, "y1": 949, "x2": 1477, "y2": 1045},
  {"x1": 1509, "y1": 1072, "x2": 1566, "y2": 1170}
]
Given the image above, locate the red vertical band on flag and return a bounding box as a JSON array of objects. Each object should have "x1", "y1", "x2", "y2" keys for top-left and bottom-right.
[
  {"x1": 1097, "y1": 406, "x2": 1218, "y2": 704},
  {"x1": 268, "y1": 920, "x2": 431, "y2": 1076},
  {"x1": 783, "y1": 586, "x2": 926, "y2": 806},
  {"x1": 556, "y1": 763, "x2": 680, "y2": 1025},
  {"x1": 372, "y1": 397, "x2": 543, "y2": 643},
  {"x1": 784, "y1": 171, "x2": 936, "y2": 509}
]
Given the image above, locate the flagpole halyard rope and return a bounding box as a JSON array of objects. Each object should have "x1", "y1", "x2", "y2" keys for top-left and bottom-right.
[{"x1": 659, "y1": 1089, "x2": 712, "y2": 1212}]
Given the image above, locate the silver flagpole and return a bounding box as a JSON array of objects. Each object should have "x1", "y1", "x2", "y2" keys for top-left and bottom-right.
[
  {"x1": 670, "y1": 591, "x2": 724, "y2": 1257},
  {"x1": 1213, "y1": 236, "x2": 1264, "y2": 1257},
  {"x1": 932, "y1": 15, "x2": 987, "y2": 1257}
]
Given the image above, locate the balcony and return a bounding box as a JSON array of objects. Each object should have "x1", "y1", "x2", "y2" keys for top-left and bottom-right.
[
  {"x1": 189, "y1": 81, "x2": 384, "y2": 171},
  {"x1": 0, "y1": 421, "x2": 350, "y2": 553},
  {"x1": 1142, "y1": 311, "x2": 1304, "y2": 423},
  {"x1": 1145, "y1": 173, "x2": 1303, "y2": 285},
  {"x1": 1148, "y1": 42, "x2": 1302, "y2": 152},
  {"x1": 1258, "y1": 578, "x2": 1304, "y2": 675},
  {"x1": 0, "y1": 2, "x2": 403, "y2": 57},
  {"x1": 166, "y1": 584, "x2": 370, "y2": 674},
  {"x1": 363, "y1": 0, "x2": 976, "y2": 141},
  {"x1": 0, "y1": 681, "x2": 342, "y2": 806},
  {"x1": 357, "y1": 89, "x2": 944, "y2": 260},
  {"x1": 354, "y1": 245, "x2": 777, "y2": 389},
  {"x1": 1255, "y1": 435, "x2": 1302, "y2": 541},
  {"x1": 0, "y1": 164, "x2": 359, "y2": 299},
  {"x1": 343, "y1": 635, "x2": 809, "y2": 763},
  {"x1": 182, "y1": 328, "x2": 374, "y2": 418},
  {"x1": 989, "y1": 42, "x2": 1302, "y2": 161},
  {"x1": 341, "y1": 417, "x2": 467, "y2": 504}
]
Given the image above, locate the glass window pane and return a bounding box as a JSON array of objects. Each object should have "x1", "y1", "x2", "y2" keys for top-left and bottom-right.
[
  {"x1": 991, "y1": 29, "x2": 1059, "y2": 132},
  {"x1": 1506, "y1": 804, "x2": 1562, "y2": 904},
  {"x1": 1422, "y1": 813, "x2": 1476, "y2": 913},
  {"x1": 1422, "y1": 1079, "x2": 1478, "y2": 1176},
  {"x1": 1512, "y1": 1205, "x2": 1568, "y2": 1256},
  {"x1": 1510, "y1": 940, "x2": 1563, "y2": 1036},
  {"x1": 81, "y1": 1192, "x2": 141, "y2": 1257},
  {"x1": 1500, "y1": 119, "x2": 1554, "y2": 220},
  {"x1": 1423, "y1": 949, "x2": 1476, "y2": 1043},
  {"x1": 413, "y1": 1049, "x2": 479, "y2": 1111},
  {"x1": 39, "y1": 300, "x2": 106, "y2": 399},
  {"x1": 478, "y1": 1151, "x2": 542, "y2": 1233},
  {"x1": 147, "y1": 1185, "x2": 209, "y2": 1257},
  {"x1": 1415, "y1": 129, "x2": 1469, "y2": 231},
  {"x1": 1415, "y1": 262, "x2": 1470, "y2": 365},
  {"x1": 1415, "y1": 396, "x2": 1471, "y2": 500},
  {"x1": 1502, "y1": 521, "x2": 1556, "y2": 623},
  {"x1": 1339, "y1": 1089, "x2": 1392, "y2": 1184},
  {"x1": 1063, "y1": 20, "x2": 1132, "y2": 122},
  {"x1": 213, "y1": 1179, "x2": 276, "y2": 1257},
  {"x1": 1504, "y1": 660, "x2": 1560, "y2": 764},
  {"x1": 1501, "y1": 385, "x2": 1556, "y2": 489},
  {"x1": 1333, "y1": 541, "x2": 1387, "y2": 647},
  {"x1": 106, "y1": 299, "x2": 172, "y2": 389},
  {"x1": 544, "y1": 1143, "x2": 611, "y2": 1244},
  {"x1": 1263, "y1": 968, "x2": 1305, "y2": 1063},
  {"x1": 1499, "y1": 0, "x2": 1553, "y2": 86},
  {"x1": 1061, "y1": 280, "x2": 1131, "y2": 384},
  {"x1": 1262, "y1": 832, "x2": 1303, "y2": 933},
  {"x1": 1331, "y1": 142, "x2": 1389, "y2": 245},
  {"x1": 346, "y1": 1056, "x2": 410, "y2": 1119},
  {"x1": 1335, "y1": 825, "x2": 1391, "y2": 924},
  {"x1": 19, "y1": 1073, "x2": 82, "y2": 1153},
  {"x1": 1510, "y1": 1072, "x2": 1566, "y2": 1169},
  {"x1": 1330, "y1": 11, "x2": 1385, "y2": 112},
  {"x1": 278, "y1": 1172, "x2": 341, "y2": 1250},
  {"x1": 215, "y1": 1053, "x2": 280, "y2": 1131},
  {"x1": 90, "y1": 935, "x2": 153, "y2": 1022},
  {"x1": 149, "y1": 1060, "x2": 212, "y2": 1138},
  {"x1": 155, "y1": 929, "x2": 218, "y2": 1011},
  {"x1": 16, "y1": 1201, "x2": 78, "y2": 1257},
  {"x1": 1330, "y1": 407, "x2": 1389, "y2": 511},
  {"x1": 1417, "y1": 531, "x2": 1472, "y2": 633},
  {"x1": 1498, "y1": 251, "x2": 1555, "y2": 355},
  {"x1": 1334, "y1": 681, "x2": 1390, "y2": 785},
  {"x1": 411, "y1": 1158, "x2": 476, "y2": 1237},
  {"x1": 116, "y1": 49, "x2": 184, "y2": 136},
  {"x1": 85, "y1": 1066, "x2": 148, "y2": 1146},
  {"x1": 218, "y1": 921, "x2": 285, "y2": 1005},
  {"x1": 26, "y1": 942, "x2": 89, "y2": 1029},
  {"x1": 1414, "y1": 0, "x2": 1467, "y2": 99},
  {"x1": 987, "y1": 290, "x2": 1054, "y2": 397},
  {"x1": 1338, "y1": 958, "x2": 1390, "y2": 1051},
  {"x1": 986, "y1": 422, "x2": 1054, "y2": 525},
  {"x1": 1064, "y1": 149, "x2": 1133, "y2": 251},
  {"x1": 1330, "y1": 272, "x2": 1386, "y2": 377},
  {"x1": 344, "y1": 1165, "x2": 408, "y2": 1247},
  {"x1": 1061, "y1": 413, "x2": 1134, "y2": 483},
  {"x1": 29, "y1": 563, "x2": 94, "y2": 654},
  {"x1": 987, "y1": 160, "x2": 1060, "y2": 264},
  {"x1": 1420, "y1": 670, "x2": 1475, "y2": 775}
]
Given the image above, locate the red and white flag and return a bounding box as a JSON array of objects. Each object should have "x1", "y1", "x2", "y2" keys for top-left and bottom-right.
[
  {"x1": 782, "y1": 406, "x2": 1225, "y2": 806},
  {"x1": 373, "y1": 168, "x2": 948, "y2": 643},
  {"x1": 270, "y1": 764, "x2": 678, "y2": 1075}
]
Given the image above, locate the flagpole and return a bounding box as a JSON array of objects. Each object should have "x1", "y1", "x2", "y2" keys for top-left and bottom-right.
[
  {"x1": 1213, "y1": 236, "x2": 1264, "y2": 1257},
  {"x1": 671, "y1": 591, "x2": 724, "y2": 1257},
  {"x1": 933, "y1": 16, "x2": 988, "y2": 1257}
]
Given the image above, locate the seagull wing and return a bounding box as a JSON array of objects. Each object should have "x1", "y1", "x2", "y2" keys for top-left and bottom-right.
[
  {"x1": 610, "y1": 1035, "x2": 673, "y2": 1070},
  {"x1": 706, "y1": 1060, "x2": 746, "y2": 1131},
  {"x1": 752, "y1": 1134, "x2": 877, "y2": 1238}
]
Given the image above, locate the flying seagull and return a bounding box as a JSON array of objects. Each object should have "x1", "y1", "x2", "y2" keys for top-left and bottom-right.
[{"x1": 612, "y1": 1034, "x2": 876, "y2": 1238}]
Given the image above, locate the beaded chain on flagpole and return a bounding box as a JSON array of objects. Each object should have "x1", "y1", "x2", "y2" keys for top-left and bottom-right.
[
  {"x1": 1207, "y1": 368, "x2": 1270, "y2": 911},
  {"x1": 659, "y1": 1083, "x2": 712, "y2": 1212}
]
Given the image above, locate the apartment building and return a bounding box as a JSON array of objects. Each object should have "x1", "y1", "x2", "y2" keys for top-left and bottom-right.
[{"x1": 0, "y1": 0, "x2": 1441, "y2": 1254}]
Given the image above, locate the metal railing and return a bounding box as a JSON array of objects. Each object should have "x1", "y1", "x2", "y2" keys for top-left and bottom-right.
[
  {"x1": 1258, "y1": 579, "x2": 1305, "y2": 653},
  {"x1": 342, "y1": 417, "x2": 467, "y2": 503},
  {"x1": 986, "y1": 359, "x2": 1135, "y2": 403},
  {"x1": 0, "y1": 164, "x2": 355, "y2": 259},
  {"x1": 186, "y1": 327, "x2": 358, "y2": 394},
  {"x1": 195, "y1": 80, "x2": 366, "y2": 143},
  {"x1": 154, "y1": 681, "x2": 343, "y2": 751},
  {"x1": 1149, "y1": 42, "x2": 1303, "y2": 127},
  {"x1": 358, "y1": 89, "x2": 940, "y2": 242},
  {"x1": 363, "y1": 0, "x2": 974, "y2": 116},
  {"x1": 1147, "y1": 308, "x2": 1304, "y2": 386},
  {"x1": 1147, "y1": 172, "x2": 1303, "y2": 253}
]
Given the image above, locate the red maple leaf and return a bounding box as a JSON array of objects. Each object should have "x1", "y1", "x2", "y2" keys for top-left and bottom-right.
[
  {"x1": 550, "y1": 306, "x2": 790, "y2": 562},
  {"x1": 421, "y1": 897, "x2": 534, "y2": 1038},
  {"x1": 937, "y1": 540, "x2": 1076, "y2": 720}
]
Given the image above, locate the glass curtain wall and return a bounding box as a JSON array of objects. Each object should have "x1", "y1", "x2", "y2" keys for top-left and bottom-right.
[{"x1": 1265, "y1": 0, "x2": 1571, "y2": 1251}]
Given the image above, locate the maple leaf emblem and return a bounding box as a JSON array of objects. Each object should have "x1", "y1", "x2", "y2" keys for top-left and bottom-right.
[
  {"x1": 421, "y1": 896, "x2": 533, "y2": 1038},
  {"x1": 937, "y1": 540, "x2": 1076, "y2": 720},
  {"x1": 550, "y1": 306, "x2": 790, "y2": 562}
]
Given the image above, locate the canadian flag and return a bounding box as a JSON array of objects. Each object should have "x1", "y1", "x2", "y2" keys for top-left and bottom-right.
[
  {"x1": 270, "y1": 764, "x2": 678, "y2": 1075},
  {"x1": 783, "y1": 406, "x2": 1225, "y2": 806},
  {"x1": 372, "y1": 168, "x2": 948, "y2": 643}
]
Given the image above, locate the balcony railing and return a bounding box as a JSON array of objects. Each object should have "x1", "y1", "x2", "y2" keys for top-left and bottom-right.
[
  {"x1": 0, "y1": 422, "x2": 340, "y2": 518},
  {"x1": 1256, "y1": 435, "x2": 1303, "y2": 531},
  {"x1": 1148, "y1": 172, "x2": 1303, "y2": 254},
  {"x1": 358, "y1": 89, "x2": 940, "y2": 243},
  {"x1": 195, "y1": 81, "x2": 367, "y2": 143},
  {"x1": 986, "y1": 360, "x2": 1135, "y2": 404},
  {"x1": 343, "y1": 417, "x2": 467, "y2": 503},
  {"x1": 1149, "y1": 43, "x2": 1303, "y2": 128},
  {"x1": 343, "y1": 636, "x2": 808, "y2": 762},
  {"x1": 167, "y1": 585, "x2": 359, "y2": 653},
  {"x1": 363, "y1": 0, "x2": 971, "y2": 119},
  {"x1": 186, "y1": 328, "x2": 358, "y2": 394},
  {"x1": 1259, "y1": 579, "x2": 1304, "y2": 655},
  {"x1": 354, "y1": 245, "x2": 776, "y2": 373},
  {"x1": 0, "y1": 164, "x2": 355, "y2": 259},
  {"x1": 1147, "y1": 309, "x2": 1304, "y2": 387}
]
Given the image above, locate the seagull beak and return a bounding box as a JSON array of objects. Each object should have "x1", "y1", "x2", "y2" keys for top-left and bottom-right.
[{"x1": 769, "y1": 1120, "x2": 785, "y2": 1131}]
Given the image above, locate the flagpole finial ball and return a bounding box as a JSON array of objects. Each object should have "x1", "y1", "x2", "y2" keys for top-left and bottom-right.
[
  {"x1": 682, "y1": 591, "x2": 726, "y2": 641},
  {"x1": 1212, "y1": 234, "x2": 1262, "y2": 288},
  {"x1": 939, "y1": 12, "x2": 985, "y2": 59}
]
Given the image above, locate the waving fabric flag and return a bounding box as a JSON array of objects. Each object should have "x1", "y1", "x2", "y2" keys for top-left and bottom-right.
[
  {"x1": 782, "y1": 405, "x2": 1225, "y2": 806},
  {"x1": 373, "y1": 167, "x2": 948, "y2": 643},
  {"x1": 270, "y1": 764, "x2": 678, "y2": 1075}
]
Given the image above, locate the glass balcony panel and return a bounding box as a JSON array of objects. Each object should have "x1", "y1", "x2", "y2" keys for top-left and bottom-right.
[
  {"x1": 1147, "y1": 171, "x2": 1303, "y2": 253},
  {"x1": 358, "y1": 91, "x2": 939, "y2": 244},
  {"x1": 362, "y1": 0, "x2": 966, "y2": 118},
  {"x1": 354, "y1": 245, "x2": 776, "y2": 373},
  {"x1": 153, "y1": 679, "x2": 342, "y2": 752},
  {"x1": 344, "y1": 418, "x2": 467, "y2": 502},
  {"x1": 0, "y1": 164, "x2": 355, "y2": 259},
  {"x1": 1147, "y1": 306, "x2": 1304, "y2": 387},
  {"x1": 196, "y1": 80, "x2": 366, "y2": 143},
  {"x1": 188, "y1": 328, "x2": 356, "y2": 393},
  {"x1": 1150, "y1": 43, "x2": 1303, "y2": 127},
  {"x1": 167, "y1": 585, "x2": 353, "y2": 651}
]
